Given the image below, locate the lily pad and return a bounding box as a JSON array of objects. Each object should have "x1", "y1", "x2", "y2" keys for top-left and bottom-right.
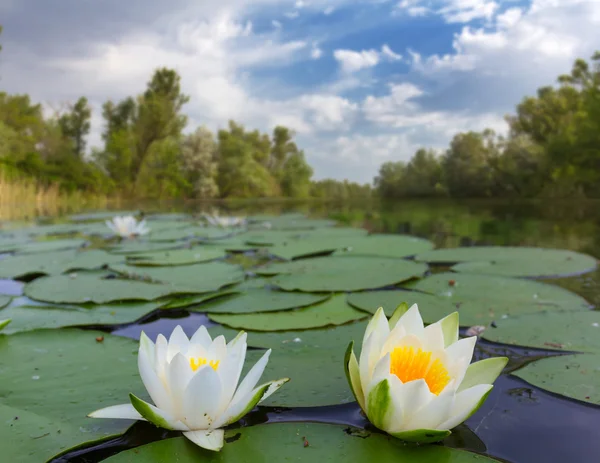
[
  {"x1": 25, "y1": 274, "x2": 176, "y2": 304},
  {"x1": 159, "y1": 290, "x2": 240, "y2": 310},
  {"x1": 514, "y1": 353, "x2": 600, "y2": 405},
  {"x1": 197, "y1": 289, "x2": 329, "y2": 314},
  {"x1": 410, "y1": 273, "x2": 591, "y2": 323},
  {"x1": 108, "y1": 241, "x2": 183, "y2": 255},
  {"x1": 0, "y1": 249, "x2": 124, "y2": 279},
  {"x1": 147, "y1": 227, "x2": 199, "y2": 242},
  {"x1": 266, "y1": 238, "x2": 344, "y2": 260},
  {"x1": 17, "y1": 238, "x2": 88, "y2": 254},
  {"x1": 0, "y1": 295, "x2": 12, "y2": 309},
  {"x1": 209, "y1": 294, "x2": 367, "y2": 330},
  {"x1": 416, "y1": 247, "x2": 597, "y2": 278},
  {"x1": 0, "y1": 300, "x2": 162, "y2": 334},
  {"x1": 103, "y1": 423, "x2": 500, "y2": 462},
  {"x1": 482, "y1": 310, "x2": 600, "y2": 353},
  {"x1": 0, "y1": 329, "x2": 140, "y2": 463},
  {"x1": 335, "y1": 234, "x2": 435, "y2": 258},
  {"x1": 347, "y1": 290, "x2": 461, "y2": 323},
  {"x1": 271, "y1": 256, "x2": 428, "y2": 292},
  {"x1": 126, "y1": 247, "x2": 227, "y2": 266},
  {"x1": 110, "y1": 262, "x2": 245, "y2": 293}
]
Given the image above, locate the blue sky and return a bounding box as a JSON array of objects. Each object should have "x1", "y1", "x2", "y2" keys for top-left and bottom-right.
[{"x1": 1, "y1": 0, "x2": 598, "y2": 183}]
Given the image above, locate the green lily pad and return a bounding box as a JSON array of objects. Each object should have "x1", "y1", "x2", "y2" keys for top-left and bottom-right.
[
  {"x1": 0, "y1": 249, "x2": 124, "y2": 279},
  {"x1": 410, "y1": 273, "x2": 591, "y2": 323},
  {"x1": 0, "y1": 235, "x2": 33, "y2": 252},
  {"x1": 108, "y1": 241, "x2": 183, "y2": 255},
  {"x1": 266, "y1": 238, "x2": 344, "y2": 260},
  {"x1": 335, "y1": 234, "x2": 435, "y2": 258},
  {"x1": 25, "y1": 274, "x2": 176, "y2": 304},
  {"x1": 159, "y1": 290, "x2": 240, "y2": 310},
  {"x1": 209, "y1": 320, "x2": 368, "y2": 350},
  {"x1": 195, "y1": 227, "x2": 240, "y2": 240},
  {"x1": 271, "y1": 256, "x2": 428, "y2": 292},
  {"x1": 103, "y1": 423, "x2": 500, "y2": 462},
  {"x1": 209, "y1": 294, "x2": 367, "y2": 330},
  {"x1": 126, "y1": 247, "x2": 227, "y2": 266},
  {"x1": 110, "y1": 262, "x2": 245, "y2": 293},
  {"x1": 197, "y1": 289, "x2": 329, "y2": 314},
  {"x1": 0, "y1": 300, "x2": 162, "y2": 334},
  {"x1": 18, "y1": 239, "x2": 88, "y2": 254},
  {"x1": 416, "y1": 247, "x2": 597, "y2": 278},
  {"x1": 482, "y1": 310, "x2": 600, "y2": 353},
  {"x1": 261, "y1": 216, "x2": 338, "y2": 230},
  {"x1": 514, "y1": 353, "x2": 600, "y2": 405},
  {"x1": 245, "y1": 227, "x2": 368, "y2": 247},
  {"x1": 347, "y1": 290, "x2": 461, "y2": 323},
  {"x1": 0, "y1": 329, "x2": 140, "y2": 463},
  {"x1": 147, "y1": 227, "x2": 199, "y2": 242},
  {"x1": 0, "y1": 295, "x2": 12, "y2": 309}
]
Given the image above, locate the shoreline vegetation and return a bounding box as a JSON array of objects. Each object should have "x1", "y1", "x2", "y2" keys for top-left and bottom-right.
[{"x1": 1, "y1": 23, "x2": 599, "y2": 210}]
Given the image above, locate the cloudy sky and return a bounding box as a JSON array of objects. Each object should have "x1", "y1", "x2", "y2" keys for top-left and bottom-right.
[{"x1": 1, "y1": 0, "x2": 599, "y2": 183}]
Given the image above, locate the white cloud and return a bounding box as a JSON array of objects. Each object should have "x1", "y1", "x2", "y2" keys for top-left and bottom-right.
[
  {"x1": 272, "y1": 19, "x2": 282, "y2": 29},
  {"x1": 295, "y1": 0, "x2": 306, "y2": 8},
  {"x1": 333, "y1": 44, "x2": 402, "y2": 72},
  {"x1": 323, "y1": 6, "x2": 335, "y2": 15},
  {"x1": 438, "y1": 0, "x2": 499, "y2": 23},
  {"x1": 311, "y1": 43, "x2": 323, "y2": 59},
  {"x1": 284, "y1": 10, "x2": 299, "y2": 18}
]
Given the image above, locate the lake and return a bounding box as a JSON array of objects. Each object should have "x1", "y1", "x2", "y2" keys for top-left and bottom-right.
[{"x1": 1, "y1": 199, "x2": 599, "y2": 463}]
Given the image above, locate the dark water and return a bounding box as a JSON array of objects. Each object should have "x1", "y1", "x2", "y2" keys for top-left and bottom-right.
[{"x1": 40, "y1": 199, "x2": 600, "y2": 462}]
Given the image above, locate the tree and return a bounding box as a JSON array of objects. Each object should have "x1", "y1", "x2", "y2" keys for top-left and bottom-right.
[
  {"x1": 58, "y1": 97, "x2": 91, "y2": 158},
  {"x1": 180, "y1": 127, "x2": 219, "y2": 198},
  {"x1": 375, "y1": 161, "x2": 406, "y2": 199},
  {"x1": 280, "y1": 151, "x2": 313, "y2": 198}
]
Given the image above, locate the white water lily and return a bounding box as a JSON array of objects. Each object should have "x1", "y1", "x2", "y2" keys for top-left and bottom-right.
[
  {"x1": 89, "y1": 325, "x2": 288, "y2": 451},
  {"x1": 345, "y1": 304, "x2": 507, "y2": 443},
  {"x1": 203, "y1": 211, "x2": 246, "y2": 228},
  {"x1": 106, "y1": 215, "x2": 150, "y2": 238}
]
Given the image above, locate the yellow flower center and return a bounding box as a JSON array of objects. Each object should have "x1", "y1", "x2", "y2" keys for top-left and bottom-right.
[
  {"x1": 189, "y1": 357, "x2": 220, "y2": 372},
  {"x1": 389, "y1": 346, "x2": 450, "y2": 395}
]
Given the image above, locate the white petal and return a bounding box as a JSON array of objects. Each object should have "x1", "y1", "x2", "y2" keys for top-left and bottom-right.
[
  {"x1": 388, "y1": 378, "x2": 433, "y2": 432},
  {"x1": 402, "y1": 387, "x2": 454, "y2": 431},
  {"x1": 230, "y1": 349, "x2": 271, "y2": 406},
  {"x1": 421, "y1": 321, "x2": 445, "y2": 353},
  {"x1": 438, "y1": 383, "x2": 493, "y2": 430},
  {"x1": 138, "y1": 347, "x2": 174, "y2": 414},
  {"x1": 139, "y1": 331, "x2": 155, "y2": 366},
  {"x1": 362, "y1": 307, "x2": 389, "y2": 347},
  {"x1": 167, "y1": 353, "x2": 195, "y2": 417},
  {"x1": 190, "y1": 325, "x2": 213, "y2": 348},
  {"x1": 359, "y1": 332, "x2": 378, "y2": 395},
  {"x1": 380, "y1": 320, "x2": 408, "y2": 354},
  {"x1": 154, "y1": 334, "x2": 169, "y2": 379},
  {"x1": 184, "y1": 429, "x2": 224, "y2": 451},
  {"x1": 106, "y1": 220, "x2": 117, "y2": 233},
  {"x1": 167, "y1": 326, "x2": 190, "y2": 361},
  {"x1": 218, "y1": 332, "x2": 247, "y2": 410},
  {"x1": 458, "y1": 357, "x2": 508, "y2": 392},
  {"x1": 208, "y1": 335, "x2": 227, "y2": 363},
  {"x1": 367, "y1": 353, "x2": 391, "y2": 396},
  {"x1": 88, "y1": 403, "x2": 143, "y2": 420},
  {"x1": 394, "y1": 303, "x2": 424, "y2": 338},
  {"x1": 129, "y1": 393, "x2": 189, "y2": 431},
  {"x1": 445, "y1": 336, "x2": 477, "y2": 386},
  {"x1": 183, "y1": 364, "x2": 223, "y2": 429}
]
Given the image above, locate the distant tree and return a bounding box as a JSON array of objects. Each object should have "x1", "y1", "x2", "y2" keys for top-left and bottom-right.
[
  {"x1": 180, "y1": 127, "x2": 219, "y2": 198},
  {"x1": 58, "y1": 97, "x2": 91, "y2": 158}
]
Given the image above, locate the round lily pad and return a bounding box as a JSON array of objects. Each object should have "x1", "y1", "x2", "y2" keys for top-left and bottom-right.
[
  {"x1": 0, "y1": 300, "x2": 162, "y2": 334},
  {"x1": 482, "y1": 310, "x2": 600, "y2": 353},
  {"x1": 0, "y1": 295, "x2": 12, "y2": 309},
  {"x1": 159, "y1": 290, "x2": 239, "y2": 310},
  {"x1": 410, "y1": 273, "x2": 591, "y2": 323},
  {"x1": 335, "y1": 234, "x2": 435, "y2": 259},
  {"x1": 17, "y1": 238, "x2": 88, "y2": 254},
  {"x1": 126, "y1": 247, "x2": 227, "y2": 266},
  {"x1": 0, "y1": 249, "x2": 124, "y2": 279},
  {"x1": 108, "y1": 241, "x2": 183, "y2": 255},
  {"x1": 347, "y1": 290, "x2": 461, "y2": 324},
  {"x1": 25, "y1": 273, "x2": 176, "y2": 304},
  {"x1": 110, "y1": 262, "x2": 245, "y2": 293},
  {"x1": 272, "y1": 256, "x2": 428, "y2": 292},
  {"x1": 147, "y1": 227, "x2": 199, "y2": 242},
  {"x1": 514, "y1": 353, "x2": 600, "y2": 405},
  {"x1": 209, "y1": 294, "x2": 366, "y2": 330},
  {"x1": 103, "y1": 423, "x2": 501, "y2": 462},
  {"x1": 0, "y1": 329, "x2": 140, "y2": 462},
  {"x1": 197, "y1": 289, "x2": 329, "y2": 314},
  {"x1": 416, "y1": 247, "x2": 597, "y2": 278}
]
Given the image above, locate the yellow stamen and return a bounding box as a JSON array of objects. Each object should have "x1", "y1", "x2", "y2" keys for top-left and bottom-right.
[
  {"x1": 189, "y1": 357, "x2": 220, "y2": 371},
  {"x1": 389, "y1": 346, "x2": 450, "y2": 395}
]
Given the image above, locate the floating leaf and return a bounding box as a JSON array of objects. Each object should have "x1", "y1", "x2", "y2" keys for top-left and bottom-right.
[
  {"x1": 0, "y1": 300, "x2": 162, "y2": 334},
  {"x1": 514, "y1": 353, "x2": 600, "y2": 405},
  {"x1": 0, "y1": 329, "x2": 140, "y2": 462},
  {"x1": 209, "y1": 294, "x2": 366, "y2": 330},
  {"x1": 482, "y1": 310, "x2": 600, "y2": 353},
  {"x1": 410, "y1": 273, "x2": 590, "y2": 324},
  {"x1": 110, "y1": 262, "x2": 245, "y2": 293},
  {"x1": 126, "y1": 247, "x2": 227, "y2": 266},
  {"x1": 108, "y1": 241, "x2": 183, "y2": 255},
  {"x1": 347, "y1": 290, "x2": 460, "y2": 323},
  {"x1": 197, "y1": 289, "x2": 329, "y2": 314},
  {"x1": 271, "y1": 256, "x2": 428, "y2": 292},
  {"x1": 0, "y1": 249, "x2": 123, "y2": 278},
  {"x1": 0, "y1": 295, "x2": 12, "y2": 309},
  {"x1": 17, "y1": 238, "x2": 88, "y2": 254},
  {"x1": 416, "y1": 247, "x2": 597, "y2": 278},
  {"x1": 335, "y1": 234, "x2": 435, "y2": 258},
  {"x1": 25, "y1": 274, "x2": 176, "y2": 304},
  {"x1": 103, "y1": 423, "x2": 501, "y2": 462},
  {"x1": 159, "y1": 290, "x2": 239, "y2": 310}
]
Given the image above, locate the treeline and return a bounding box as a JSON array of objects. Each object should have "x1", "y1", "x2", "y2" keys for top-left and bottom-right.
[
  {"x1": 376, "y1": 51, "x2": 600, "y2": 198},
  {"x1": 0, "y1": 26, "x2": 369, "y2": 201}
]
